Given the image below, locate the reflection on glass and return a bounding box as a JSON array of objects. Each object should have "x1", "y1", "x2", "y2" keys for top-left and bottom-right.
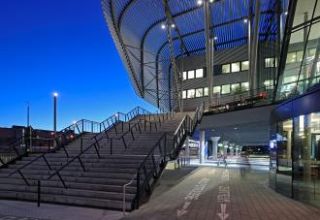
[{"x1": 277, "y1": 0, "x2": 320, "y2": 100}]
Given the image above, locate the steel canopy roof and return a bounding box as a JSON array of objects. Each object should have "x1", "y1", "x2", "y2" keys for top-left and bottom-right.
[{"x1": 102, "y1": 0, "x2": 281, "y2": 110}]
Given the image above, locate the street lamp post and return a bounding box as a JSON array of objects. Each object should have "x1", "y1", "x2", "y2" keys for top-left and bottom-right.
[{"x1": 53, "y1": 92, "x2": 58, "y2": 135}]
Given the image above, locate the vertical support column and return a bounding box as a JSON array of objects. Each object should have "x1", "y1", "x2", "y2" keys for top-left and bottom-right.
[
  {"x1": 185, "y1": 136, "x2": 190, "y2": 164},
  {"x1": 249, "y1": 0, "x2": 261, "y2": 95},
  {"x1": 200, "y1": 130, "x2": 206, "y2": 164},
  {"x1": 248, "y1": 0, "x2": 252, "y2": 93},
  {"x1": 204, "y1": 0, "x2": 213, "y2": 108},
  {"x1": 211, "y1": 137, "x2": 220, "y2": 160}
]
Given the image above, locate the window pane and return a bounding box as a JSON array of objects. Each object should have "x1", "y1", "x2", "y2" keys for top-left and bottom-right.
[
  {"x1": 231, "y1": 62, "x2": 240, "y2": 72},
  {"x1": 187, "y1": 89, "x2": 195, "y2": 98},
  {"x1": 188, "y1": 70, "x2": 195, "y2": 79},
  {"x1": 213, "y1": 86, "x2": 221, "y2": 94},
  {"x1": 308, "y1": 48, "x2": 316, "y2": 59},
  {"x1": 264, "y1": 80, "x2": 274, "y2": 89},
  {"x1": 241, "y1": 82, "x2": 249, "y2": 91},
  {"x1": 296, "y1": 51, "x2": 303, "y2": 62},
  {"x1": 203, "y1": 87, "x2": 209, "y2": 96},
  {"x1": 221, "y1": 84, "x2": 231, "y2": 94},
  {"x1": 231, "y1": 83, "x2": 240, "y2": 92},
  {"x1": 265, "y1": 58, "x2": 275, "y2": 68},
  {"x1": 222, "y1": 64, "x2": 230, "y2": 74},
  {"x1": 183, "y1": 71, "x2": 187, "y2": 81},
  {"x1": 195, "y1": 69, "x2": 204, "y2": 78},
  {"x1": 286, "y1": 52, "x2": 297, "y2": 64},
  {"x1": 182, "y1": 90, "x2": 187, "y2": 99},
  {"x1": 195, "y1": 88, "x2": 203, "y2": 97},
  {"x1": 241, "y1": 61, "x2": 249, "y2": 71}
]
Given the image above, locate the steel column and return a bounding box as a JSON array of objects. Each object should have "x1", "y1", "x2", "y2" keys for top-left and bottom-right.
[{"x1": 204, "y1": 0, "x2": 213, "y2": 108}]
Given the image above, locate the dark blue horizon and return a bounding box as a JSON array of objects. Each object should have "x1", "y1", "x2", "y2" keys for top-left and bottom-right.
[{"x1": 0, "y1": 0, "x2": 157, "y2": 130}]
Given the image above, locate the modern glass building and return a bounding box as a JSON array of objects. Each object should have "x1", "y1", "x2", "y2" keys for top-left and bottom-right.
[
  {"x1": 102, "y1": 0, "x2": 286, "y2": 111},
  {"x1": 102, "y1": 0, "x2": 320, "y2": 207},
  {"x1": 270, "y1": 0, "x2": 320, "y2": 207}
]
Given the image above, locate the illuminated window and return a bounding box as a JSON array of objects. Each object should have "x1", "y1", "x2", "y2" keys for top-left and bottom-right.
[
  {"x1": 195, "y1": 69, "x2": 204, "y2": 78},
  {"x1": 182, "y1": 90, "x2": 187, "y2": 99},
  {"x1": 241, "y1": 82, "x2": 249, "y2": 91},
  {"x1": 213, "y1": 86, "x2": 221, "y2": 94},
  {"x1": 241, "y1": 61, "x2": 249, "y2": 71},
  {"x1": 222, "y1": 64, "x2": 230, "y2": 74},
  {"x1": 296, "y1": 51, "x2": 303, "y2": 62},
  {"x1": 187, "y1": 89, "x2": 195, "y2": 98},
  {"x1": 221, "y1": 84, "x2": 231, "y2": 94},
  {"x1": 231, "y1": 62, "x2": 240, "y2": 72},
  {"x1": 203, "y1": 87, "x2": 209, "y2": 96},
  {"x1": 182, "y1": 71, "x2": 187, "y2": 81},
  {"x1": 195, "y1": 88, "x2": 203, "y2": 97},
  {"x1": 264, "y1": 80, "x2": 274, "y2": 89},
  {"x1": 265, "y1": 58, "x2": 276, "y2": 68},
  {"x1": 188, "y1": 70, "x2": 195, "y2": 79},
  {"x1": 309, "y1": 48, "x2": 316, "y2": 58},
  {"x1": 231, "y1": 83, "x2": 241, "y2": 92},
  {"x1": 286, "y1": 52, "x2": 297, "y2": 63}
]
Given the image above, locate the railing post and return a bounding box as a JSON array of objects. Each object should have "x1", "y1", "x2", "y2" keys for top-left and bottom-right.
[
  {"x1": 37, "y1": 180, "x2": 41, "y2": 207},
  {"x1": 80, "y1": 137, "x2": 83, "y2": 153},
  {"x1": 82, "y1": 120, "x2": 84, "y2": 133},
  {"x1": 136, "y1": 171, "x2": 140, "y2": 209},
  {"x1": 110, "y1": 139, "x2": 113, "y2": 155}
]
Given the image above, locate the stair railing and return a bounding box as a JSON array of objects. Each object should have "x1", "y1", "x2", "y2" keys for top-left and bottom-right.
[
  {"x1": 0, "y1": 137, "x2": 27, "y2": 168},
  {"x1": 6, "y1": 117, "x2": 110, "y2": 187},
  {"x1": 44, "y1": 107, "x2": 153, "y2": 189},
  {"x1": 170, "y1": 104, "x2": 204, "y2": 159},
  {"x1": 123, "y1": 132, "x2": 168, "y2": 211}
]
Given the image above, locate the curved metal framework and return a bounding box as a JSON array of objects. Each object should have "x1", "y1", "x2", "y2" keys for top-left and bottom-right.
[{"x1": 102, "y1": 0, "x2": 280, "y2": 110}]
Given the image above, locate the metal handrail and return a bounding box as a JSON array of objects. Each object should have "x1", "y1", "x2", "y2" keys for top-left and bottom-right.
[
  {"x1": 132, "y1": 132, "x2": 168, "y2": 209},
  {"x1": 171, "y1": 104, "x2": 204, "y2": 159},
  {"x1": 0, "y1": 137, "x2": 26, "y2": 167},
  {"x1": 45, "y1": 107, "x2": 154, "y2": 189},
  {"x1": 122, "y1": 175, "x2": 136, "y2": 215}
]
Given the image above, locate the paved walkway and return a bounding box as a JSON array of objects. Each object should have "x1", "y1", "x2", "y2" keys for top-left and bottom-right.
[
  {"x1": 1, "y1": 166, "x2": 320, "y2": 220},
  {"x1": 124, "y1": 166, "x2": 320, "y2": 220},
  {"x1": 0, "y1": 200, "x2": 122, "y2": 220}
]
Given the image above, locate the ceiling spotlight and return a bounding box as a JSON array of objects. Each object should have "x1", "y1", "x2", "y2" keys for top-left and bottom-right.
[
  {"x1": 209, "y1": 0, "x2": 214, "y2": 3},
  {"x1": 171, "y1": 23, "x2": 175, "y2": 28},
  {"x1": 197, "y1": 0, "x2": 203, "y2": 6},
  {"x1": 214, "y1": 36, "x2": 218, "y2": 40},
  {"x1": 243, "y1": 18, "x2": 248, "y2": 23},
  {"x1": 161, "y1": 24, "x2": 166, "y2": 29},
  {"x1": 284, "y1": 11, "x2": 288, "y2": 15}
]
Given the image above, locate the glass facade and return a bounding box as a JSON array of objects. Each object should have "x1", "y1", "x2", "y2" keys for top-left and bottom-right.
[
  {"x1": 271, "y1": 111, "x2": 320, "y2": 206},
  {"x1": 277, "y1": 0, "x2": 320, "y2": 100}
]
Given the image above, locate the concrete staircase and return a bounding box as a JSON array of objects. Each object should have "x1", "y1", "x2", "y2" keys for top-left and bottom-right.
[{"x1": 0, "y1": 109, "x2": 201, "y2": 211}]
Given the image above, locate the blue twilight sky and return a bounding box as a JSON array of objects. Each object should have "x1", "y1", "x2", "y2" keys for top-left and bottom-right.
[{"x1": 0, "y1": 0, "x2": 157, "y2": 130}]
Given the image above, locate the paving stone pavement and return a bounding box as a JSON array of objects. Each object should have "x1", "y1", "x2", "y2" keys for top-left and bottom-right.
[
  {"x1": 0, "y1": 200, "x2": 122, "y2": 220},
  {"x1": 123, "y1": 166, "x2": 320, "y2": 220}
]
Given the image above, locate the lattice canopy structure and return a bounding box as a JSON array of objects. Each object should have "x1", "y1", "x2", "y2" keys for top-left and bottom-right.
[{"x1": 102, "y1": 0, "x2": 282, "y2": 110}]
